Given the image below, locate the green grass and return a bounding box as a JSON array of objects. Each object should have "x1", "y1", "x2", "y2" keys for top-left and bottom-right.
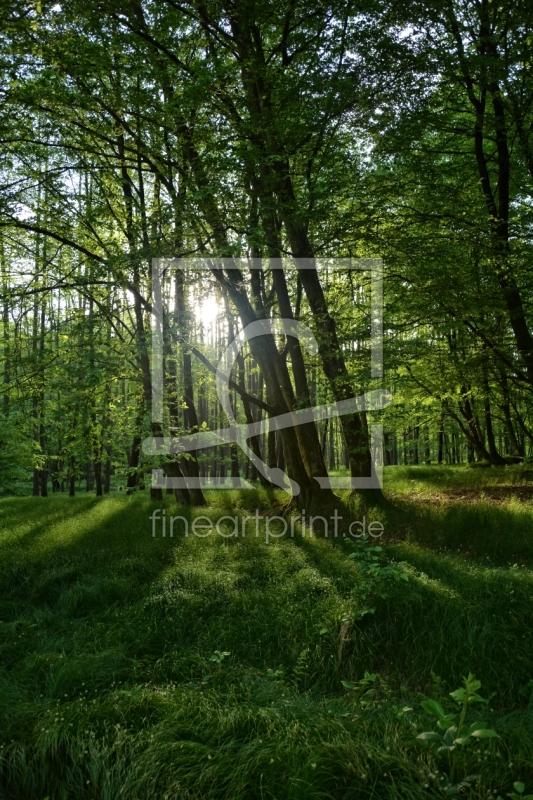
[{"x1": 1, "y1": 467, "x2": 533, "y2": 798}]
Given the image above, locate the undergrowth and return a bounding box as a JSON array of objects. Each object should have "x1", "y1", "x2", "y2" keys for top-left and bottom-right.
[{"x1": 0, "y1": 466, "x2": 532, "y2": 798}]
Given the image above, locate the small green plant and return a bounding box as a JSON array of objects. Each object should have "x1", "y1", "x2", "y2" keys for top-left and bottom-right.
[
  {"x1": 500, "y1": 783, "x2": 533, "y2": 800},
  {"x1": 341, "y1": 671, "x2": 392, "y2": 708},
  {"x1": 289, "y1": 649, "x2": 309, "y2": 691},
  {"x1": 417, "y1": 673, "x2": 498, "y2": 794},
  {"x1": 209, "y1": 650, "x2": 231, "y2": 665},
  {"x1": 266, "y1": 667, "x2": 285, "y2": 681},
  {"x1": 347, "y1": 536, "x2": 409, "y2": 619},
  {"x1": 266, "y1": 651, "x2": 308, "y2": 691}
]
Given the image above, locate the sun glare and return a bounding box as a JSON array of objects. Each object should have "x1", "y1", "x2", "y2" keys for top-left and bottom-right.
[{"x1": 194, "y1": 295, "x2": 221, "y2": 328}]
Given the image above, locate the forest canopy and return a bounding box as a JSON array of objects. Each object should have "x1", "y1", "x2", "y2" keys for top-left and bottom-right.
[{"x1": 1, "y1": 0, "x2": 532, "y2": 499}]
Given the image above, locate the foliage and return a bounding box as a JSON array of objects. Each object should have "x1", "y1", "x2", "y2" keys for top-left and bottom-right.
[
  {"x1": 346, "y1": 534, "x2": 409, "y2": 619},
  {"x1": 417, "y1": 674, "x2": 498, "y2": 794}
]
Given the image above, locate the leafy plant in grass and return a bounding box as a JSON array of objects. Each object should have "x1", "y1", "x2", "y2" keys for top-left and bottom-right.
[
  {"x1": 265, "y1": 650, "x2": 309, "y2": 692},
  {"x1": 417, "y1": 673, "x2": 498, "y2": 795},
  {"x1": 500, "y1": 782, "x2": 533, "y2": 800},
  {"x1": 341, "y1": 670, "x2": 393, "y2": 709},
  {"x1": 209, "y1": 650, "x2": 231, "y2": 665},
  {"x1": 346, "y1": 536, "x2": 409, "y2": 620},
  {"x1": 289, "y1": 648, "x2": 309, "y2": 692}
]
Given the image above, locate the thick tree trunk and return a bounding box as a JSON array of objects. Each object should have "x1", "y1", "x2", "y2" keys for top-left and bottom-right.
[
  {"x1": 269, "y1": 261, "x2": 333, "y2": 494},
  {"x1": 174, "y1": 268, "x2": 207, "y2": 506},
  {"x1": 219, "y1": 267, "x2": 316, "y2": 505}
]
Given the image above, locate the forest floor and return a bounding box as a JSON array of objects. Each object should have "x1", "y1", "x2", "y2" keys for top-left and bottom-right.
[{"x1": 0, "y1": 465, "x2": 532, "y2": 799}]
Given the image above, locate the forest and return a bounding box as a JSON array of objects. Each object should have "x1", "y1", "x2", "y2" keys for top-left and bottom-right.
[{"x1": 0, "y1": 1, "x2": 533, "y2": 798}]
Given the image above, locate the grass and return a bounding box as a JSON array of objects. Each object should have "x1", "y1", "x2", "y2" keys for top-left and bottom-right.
[{"x1": 0, "y1": 466, "x2": 532, "y2": 798}]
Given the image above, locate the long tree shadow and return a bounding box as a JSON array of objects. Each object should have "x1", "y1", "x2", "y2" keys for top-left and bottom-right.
[{"x1": 0, "y1": 495, "x2": 187, "y2": 610}]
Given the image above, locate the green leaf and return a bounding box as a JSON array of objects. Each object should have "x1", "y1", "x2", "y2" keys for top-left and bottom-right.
[
  {"x1": 467, "y1": 721, "x2": 487, "y2": 734},
  {"x1": 450, "y1": 688, "x2": 466, "y2": 703},
  {"x1": 436, "y1": 744, "x2": 456, "y2": 754},
  {"x1": 470, "y1": 728, "x2": 498, "y2": 738},
  {"x1": 341, "y1": 681, "x2": 357, "y2": 690},
  {"x1": 416, "y1": 731, "x2": 442, "y2": 742},
  {"x1": 421, "y1": 699, "x2": 447, "y2": 719},
  {"x1": 442, "y1": 726, "x2": 458, "y2": 746},
  {"x1": 437, "y1": 714, "x2": 457, "y2": 729},
  {"x1": 513, "y1": 783, "x2": 525, "y2": 794}
]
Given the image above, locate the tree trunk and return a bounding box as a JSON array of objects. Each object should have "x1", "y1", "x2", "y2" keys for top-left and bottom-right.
[
  {"x1": 437, "y1": 418, "x2": 444, "y2": 465},
  {"x1": 174, "y1": 267, "x2": 207, "y2": 505}
]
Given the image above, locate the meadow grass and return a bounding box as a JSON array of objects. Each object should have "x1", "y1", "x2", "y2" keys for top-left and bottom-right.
[{"x1": 0, "y1": 466, "x2": 532, "y2": 799}]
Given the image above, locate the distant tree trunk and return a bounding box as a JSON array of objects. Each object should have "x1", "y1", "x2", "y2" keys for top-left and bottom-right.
[
  {"x1": 126, "y1": 413, "x2": 142, "y2": 491},
  {"x1": 456, "y1": 386, "x2": 494, "y2": 462},
  {"x1": 94, "y1": 460, "x2": 103, "y2": 496},
  {"x1": 230, "y1": 442, "x2": 240, "y2": 479},
  {"x1": 413, "y1": 423, "x2": 419, "y2": 465},
  {"x1": 69, "y1": 455, "x2": 76, "y2": 497},
  {"x1": 32, "y1": 290, "x2": 40, "y2": 497},
  {"x1": 86, "y1": 461, "x2": 94, "y2": 492},
  {"x1": 1, "y1": 242, "x2": 10, "y2": 420},
  {"x1": 444, "y1": 433, "x2": 451, "y2": 464},
  {"x1": 482, "y1": 370, "x2": 506, "y2": 465},
  {"x1": 424, "y1": 430, "x2": 431, "y2": 464},
  {"x1": 38, "y1": 282, "x2": 48, "y2": 496},
  {"x1": 103, "y1": 456, "x2": 111, "y2": 493},
  {"x1": 510, "y1": 402, "x2": 533, "y2": 452},
  {"x1": 499, "y1": 371, "x2": 524, "y2": 458},
  {"x1": 101, "y1": 389, "x2": 111, "y2": 494}
]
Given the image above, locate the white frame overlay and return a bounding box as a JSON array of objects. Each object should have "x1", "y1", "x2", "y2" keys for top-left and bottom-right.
[{"x1": 144, "y1": 258, "x2": 385, "y2": 493}]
